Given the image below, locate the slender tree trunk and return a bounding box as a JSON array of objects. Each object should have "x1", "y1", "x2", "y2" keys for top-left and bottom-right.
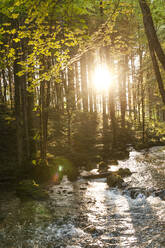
[
  {"x1": 139, "y1": 48, "x2": 145, "y2": 143},
  {"x1": 75, "y1": 62, "x2": 81, "y2": 110},
  {"x1": 131, "y1": 54, "x2": 137, "y2": 124},
  {"x1": 39, "y1": 57, "x2": 51, "y2": 161},
  {"x1": 127, "y1": 74, "x2": 132, "y2": 120},
  {"x1": 2, "y1": 70, "x2": 7, "y2": 103},
  {"x1": 13, "y1": 48, "x2": 24, "y2": 167},
  {"x1": 105, "y1": 48, "x2": 117, "y2": 147},
  {"x1": 87, "y1": 52, "x2": 94, "y2": 113},
  {"x1": 93, "y1": 92, "x2": 97, "y2": 112},
  {"x1": 0, "y1": 71, "x2": 3, "y2": 102},
  {"x1": 100, "y1": 47, "x2": 108, "y2": 154},
  {"x1": 147, "y1": 72, "x2": 152, "y2": 121},
  {"x1": 68, "y1": 65, "x2": 75, "y2": 110},
  {"x1": 102, "y1": 91, "x2": 109, "y2": 158},
  {"x1": 8, "y1": 66, "x2": 13, "y2": 109},
  {"x1": 118, "y1": 56, "x2": 127, "y2": 129},
  {"x1": 55, "y1": 81, "x2": 63, "y2": 111},
  {"x1": 40, "y1": 79, "x2": 45, "y2": 160},
  {"x1": 63, "y1": 70, "x2": 72, "y2": 147},
  {"x1": 21, "y1": 71, "x2": 30, "y2": 160},
  {"x1": 80, "y1": 54, "x2": 88, "y2": 112},
  {"x1": 27, "y1": 79, "x2": 36, "y2": 161},
  {"x1": 138, "y1": 0, "x2": 165, "y2": 70}
]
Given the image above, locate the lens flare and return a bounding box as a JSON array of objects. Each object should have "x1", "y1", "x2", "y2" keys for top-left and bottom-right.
[{"x1": 93, "y1": 64, "x2": 113, "y2": 91}]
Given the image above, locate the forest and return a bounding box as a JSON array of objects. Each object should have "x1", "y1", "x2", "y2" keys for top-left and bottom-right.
[
  {"x1": 0, "y1": 0, "x2": 165, "y2": 182},
  {"x1": 0, "y1": 0, "x2": 165, "y2": 247}
]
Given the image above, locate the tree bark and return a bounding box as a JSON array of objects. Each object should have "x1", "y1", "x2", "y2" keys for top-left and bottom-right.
[
  {"x1": 139, "y1": 47, "x2": 145, "y2": 143},
  {"x1": 80, "y1": 54, "x2": 88, "y2": 112},
  {"x1": 75, "y1": 62, "x2": 81, "y2": 110},
  {"x1": 0, "y1": 71, "x2": 3, "y2": 102},
  {"x1": 13, "y1": 48, "x2": 24, "y2": 167},
  {"x1": 105, "y1": 47, "x2": 116, "y2": 147},
  {"x1": 118, "y1": 56, "x2": 127, "y2": 129},
  {"x1": 138, "y1": 0, "x2": 165, "y2": 70},
  {"x1": 87, "y1": 52, "x2": 94, "y2": 113},
  {"x1": 131, "y1": 54, "x2": 137, "y2": 124},
  {"x1": 148, "y1": 41, "x2": 165, "y2": 105},
  {"x1": 8, "y1": 66, "x2": 13, "y2": 109},
  {"x1": 2, "y1": 70, "x2": 7, "y2": 103}
]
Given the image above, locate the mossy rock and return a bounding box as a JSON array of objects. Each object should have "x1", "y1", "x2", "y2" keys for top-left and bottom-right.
[
  {"x1": 16, "y1": 180, "x2": 49, "y2": 200},
  {"x1": 98, "y1": 161, "x2": 108, "y2": 171},
  {"x1": 117, "y1": 168, "x2": 132, "y2": 177},
  {"x1": 134, "y1": 143, "x2": 150, "y2": 151},
  {"x1": 107, "y1": 173, "x2": 124, "y2": 188},
  {"x1": 108, "y1": 160, "x2": 118, "y2": 165}
]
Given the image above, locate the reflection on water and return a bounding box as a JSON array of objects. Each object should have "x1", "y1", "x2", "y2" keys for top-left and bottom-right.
[{"x1": 0, "y1": 146, "x2": 165, "y2": 247}]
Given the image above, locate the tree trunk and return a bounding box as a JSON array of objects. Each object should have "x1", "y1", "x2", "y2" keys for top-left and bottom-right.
[
  {"x1": 102, "y1": 91, "x2": 109, "y2": 157},
  {"x1": 63, "y1": 70, "x2": 72, "y2": 147},
  {"x1": 148, "y1": 41, "x2": 165, "y2": 105},
  {"x1": 118, "y1": 56, "x2": 127, "y2": 129},
  {"x1": 27, "y1": 80, "x2": 36, "y2": 161},
  {"x1": 105, "y1": 48, "x2": 117, "y2": 147},
  {"x1": 139, "y1": 0, "x2": 165, "y2": 70},
  {"x1": 139, "y1": 0, "x2": 165, "y2": 105},
  {"x1": 139, "y1": 47, "x2": 145, "y2": 143},
  {"x1": 127, "y1": 74, "x2": 132, "y2": 120},
  {"x1": 80, "y1": 54, "x2": 88, "y2": 112},
  {"x1": 68, "y1": 65, "x2": 75, "y2": 110},
  {"x1": 87, "y1": 52, "x2": 94, "y2": 113},
  {"x1": 21, "y1": 70, "x2": 30, "y2": 161},
  {"x1": 2, "y1": 70, "x2": 7, "y2": 103},
  {"x1": 13, "y1": 48, "x2": 24, "y2": 167},
  {"x1": 75, "y1": 62, "x2": 81, "y2": 110},
  {"x1": 8, "y1": 66, "x2": 13, "y2": 109},
  {"x1": 131, "y1": 54, "x2": 137, "y2": 124}
]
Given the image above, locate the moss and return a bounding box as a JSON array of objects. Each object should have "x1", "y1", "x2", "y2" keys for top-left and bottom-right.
[
  {"x1": 16, "y1": 179, "x2": 49, "y2": 200},
  {"x1": 107, "y1": 172, "x2": 124, "y2": 188},
  {"x1": 98, "y1": 161, "x2": 108, "y2": 172},
  {"x1": 117, "y1": 168, "x2": 132, "y2": 177},
  {"x1": 108, "y1": 160, "x2": 118, "y2": 165}
]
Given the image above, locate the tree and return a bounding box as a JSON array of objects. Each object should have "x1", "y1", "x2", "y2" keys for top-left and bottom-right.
[{"x1": 139, "y1": 0, "x2": 165, "y2": 104}]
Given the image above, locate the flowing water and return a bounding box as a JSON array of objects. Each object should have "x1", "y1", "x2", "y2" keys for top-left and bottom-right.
[{"x1": 0, "y1": 146, "x2": 165, "y2": 248}]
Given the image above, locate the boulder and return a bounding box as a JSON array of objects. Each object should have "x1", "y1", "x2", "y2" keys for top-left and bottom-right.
[
  {"x1": 108, "y1": 160, "x2": 118, "y2": 165},
  {"x1": 155, "y1": 190, "x2": 165, "y2": 200},
  {"x1": 107, "y1": 172, "x2": 124, "y2": 188},
  {"x1": 98, "y1": 161, "x2": 108, "y2": 171},
  {"x1": 117, "y1": 168, "x2": 132, "y2": 177}
]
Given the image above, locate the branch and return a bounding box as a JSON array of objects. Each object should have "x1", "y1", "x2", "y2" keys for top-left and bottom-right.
[{"x1": 68, "y1": 1, "x2": 121, "y2": 65}]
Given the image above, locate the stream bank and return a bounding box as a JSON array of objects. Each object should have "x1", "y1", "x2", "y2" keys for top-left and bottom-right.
[{"x1": 0, "y1": 146, "x2": 165, "y2": 248}]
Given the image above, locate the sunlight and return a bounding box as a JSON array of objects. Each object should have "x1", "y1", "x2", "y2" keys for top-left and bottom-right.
[{"x1": 93, "y1": 64, "x2": 113, "y2": 91}]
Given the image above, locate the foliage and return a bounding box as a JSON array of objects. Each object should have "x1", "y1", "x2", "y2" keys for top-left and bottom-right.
[{"x1": 0, "y1": 0, "x2": 165, "y2": 181}]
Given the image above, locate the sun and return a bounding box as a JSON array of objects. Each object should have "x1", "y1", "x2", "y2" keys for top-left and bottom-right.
[{"x1": 93, "y1": 64, "x2": 113, "y2": 91}]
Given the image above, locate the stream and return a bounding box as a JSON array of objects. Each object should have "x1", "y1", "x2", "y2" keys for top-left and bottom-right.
[{"x1": 0, "y1": 146, "x2": 165, "y2": 248}]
